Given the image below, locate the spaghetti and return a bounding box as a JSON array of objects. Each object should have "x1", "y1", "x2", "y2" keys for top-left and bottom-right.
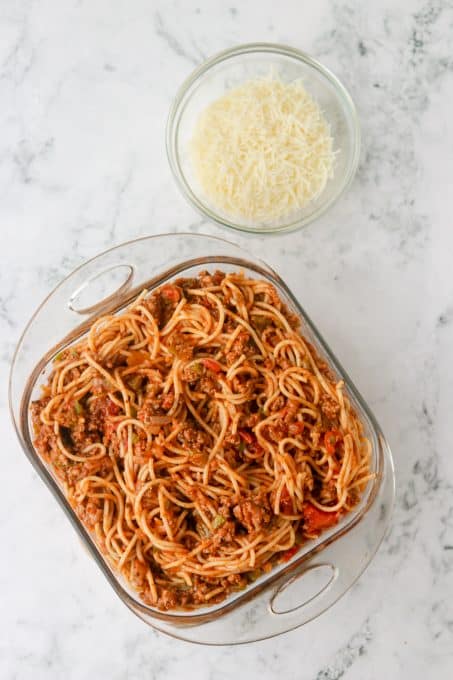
[{"x1": 31, "y1": 271, "x2": 372, "y2": 610}]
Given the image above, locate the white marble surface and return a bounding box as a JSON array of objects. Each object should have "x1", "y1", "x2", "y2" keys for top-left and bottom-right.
[{"x1": 1, "y1": 0, "x2": 453, "y2": 677}]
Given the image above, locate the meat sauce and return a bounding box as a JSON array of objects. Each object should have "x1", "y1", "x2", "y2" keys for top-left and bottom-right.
[{"x1": 30, "y1": 271, "x2": 365, "y2": 611}]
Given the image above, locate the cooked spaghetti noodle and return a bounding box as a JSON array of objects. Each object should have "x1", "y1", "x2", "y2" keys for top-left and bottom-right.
[{"x1": 31, "y1": 271, "x2": 372, "y2": 610}]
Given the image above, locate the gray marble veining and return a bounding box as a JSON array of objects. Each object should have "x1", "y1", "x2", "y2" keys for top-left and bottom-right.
[{"x1": 1, "y1": 0, "x2": 453, "y2": 678}]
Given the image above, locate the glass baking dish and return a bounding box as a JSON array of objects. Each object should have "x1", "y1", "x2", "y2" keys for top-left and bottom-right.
[{"x1": 9, "y1": 233, "x2": 394, "y2": 644}]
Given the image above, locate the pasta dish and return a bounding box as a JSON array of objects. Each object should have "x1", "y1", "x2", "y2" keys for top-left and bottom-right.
[{"x1": 31, "y1": 271, "x2": 372, "y2": 610}]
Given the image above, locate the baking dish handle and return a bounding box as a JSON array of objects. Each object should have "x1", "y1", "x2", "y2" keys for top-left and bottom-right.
[{"x1": 57, "y1": 234, "x2": 277, "y2": 319}]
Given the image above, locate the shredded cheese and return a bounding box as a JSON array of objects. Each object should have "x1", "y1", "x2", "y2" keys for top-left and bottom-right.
[{"x1": 190, "y1": 76, "x2": 335, "y2": 223}]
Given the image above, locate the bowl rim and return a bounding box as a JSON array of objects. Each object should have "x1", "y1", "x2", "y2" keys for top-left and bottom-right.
[{"x1": 166, "y1": 42, "x2": 361, "y2": 235}]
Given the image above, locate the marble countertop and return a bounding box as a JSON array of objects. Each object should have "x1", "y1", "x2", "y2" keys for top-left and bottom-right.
[{"x1": 2, "y1": 0, "x2": 453, "y2": 677}]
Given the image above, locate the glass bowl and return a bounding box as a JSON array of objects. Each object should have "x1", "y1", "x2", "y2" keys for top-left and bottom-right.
[
  {"x1": 166, "y1": 44, "x2": 361, "y2": 235},
  {"x1": 9, "y1": 234, "x2": 394, "y2": 644}
]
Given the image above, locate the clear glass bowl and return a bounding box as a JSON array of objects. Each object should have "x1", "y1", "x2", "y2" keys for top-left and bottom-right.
[
  {"x1": 9, "y1": 234, "x2": 394, "y2": 644},
  {"x1": 166, "y1": 44, "x2": 361, "y2": 235}
]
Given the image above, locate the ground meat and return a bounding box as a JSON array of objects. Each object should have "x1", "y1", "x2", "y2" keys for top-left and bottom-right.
[
  {"x1": 223, "y1": 447, "x2": 242, "y2": 467},
  {"x1": 143, "y1": 292, "x2": 165, "y2": 328},
  {"x1": 133, "y1": 440, "x2": 155, "y2": 465},
  {"x1": 266, "y1": 419, "x2": 288, "y2": 443},
  {"x1": 320, "y1": 394, "x2": 340, "y2": 421},
  {"x1": 137, "y1": 482, "x2": 159, "y2": 509},
  {"x1": 55, "y1": 403, "x2": 79, "y2": 429},
  {"x1": 198, "y1": 374, "x2": 217, "y2": 396},
  {"x1": 144, "y1": 291, "x2": 177, "y2": 329},
  {"x1": 241, "y1": 412, "x2": 260, "y2": 429},
  {"x1": 223, "y1": 432, "x2": 241, "y2": 447},
  {"x1": 229, "y1": 378, "x2": 251, "y2": 399},
  {"x1": 31, "y1": 400, "x2": 55, "y2": 455},
  {"x1": 223, "y1": 573, "x2": 247, "y2": 588},
  {"x1": 283, "y1": 401, "x2": 299, "y2": 422},
  {"x1": 211, "y1": 519, "x2": 235, "y2": 547},
  {"x1": 158, "y1": 589, "x2": 179, "y2": 611},
  {"x1": 233, "y1": 493, "x2": 272, "y2": 533},
  {"x1": 175, "y1": 276, "x2": 199, "y2": 291},
  {"x1": 225, "y1": 331, "x2": 251, "y2": 365},
  {"x1": 161, "y1": 391, "x2": 175, "y2": 411},
  {"x1": 197, "y1": 270, "x2": 226, "y2": 288},
  {"x1": 319, "y1": 478, "x2": 338, "y2": 504},
  {"x1": 71, "y1": 415, "x2": 94, "y2": 446},
  {"x1": 211, "y1": 573, "x2": 247, "y2": 596},
  {"x1": 76, "y1": 499, "x2": 103, "y2": 528},
  {"x1": 86, "y1": 395, "x2": 120, "y2": 434},
  {"x1": 66, "y1": 456, "x2": 112, "y2": 485},
  {"x1": 252, "y1": 315, "x2": 271, "y2": 334},
  {"x1": 137, "y1": 390, "x2": 166, "y2": 421},
  {"x1": 189, "y1": 579, "x2": 215, "y2": 605},
  {"x1": 67, "y1": 411, "x2": 107, "y2": 452},
  {"x1": 167, "y1": 332, "x2": 193, "y2": 360},
  {"x1": 182, "y1": 363, "x2": 203, "y2": 382},
  {"x1": 269, "y1": 395, "x2": 285, "y2": 413},
  {"x1": 182, "y1": 533, "x2": 198, "y2": 550},
  {"x1": 178, "y1": 424, "x2": 210, "y2": 452}
]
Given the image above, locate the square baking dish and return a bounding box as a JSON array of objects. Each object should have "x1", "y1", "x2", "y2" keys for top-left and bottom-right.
[{"x1": 9, "y1": 233, "x2": 394, "y2": 644}]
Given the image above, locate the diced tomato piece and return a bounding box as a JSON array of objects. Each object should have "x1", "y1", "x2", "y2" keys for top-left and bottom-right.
[
  {"x1": 202, "y1": 358, "x2": 223, "y2": 373},
  {"x1": 288, "y1": 421, "x2": 305, "y2": 436},
  {"x1": 239, "y1": 429, "x2": 264, "y2": 456},
  {"x1": 126, "y1": 350, "x2": 149, "y2": 367},
  {"x1": 238, "y1": 429, "x2": 254, "y2": 445},
  {"x1": 324, "y1": 429, "x2": 342, "y2": 455},
  {"x1": 281, "y1": 545, "x2": 300, "y2": 562},
  {"x1": 303, "y1": 502, "x2": 339, "y2": 533},
  {"x1": 161, "y1": 285, "x2": 181, "y2": 302}
]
